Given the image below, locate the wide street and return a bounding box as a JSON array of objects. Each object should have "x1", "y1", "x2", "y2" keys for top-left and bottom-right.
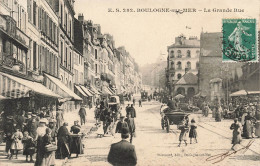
[
  {"x1": 68, "y1": 100, "x2": 260, "y2": 166},
  {"x1": 1, "y1": 100, "x2": 260, "y2": 166}
]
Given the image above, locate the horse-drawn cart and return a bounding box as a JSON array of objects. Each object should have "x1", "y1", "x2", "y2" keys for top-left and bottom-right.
[{"x1": 161, "y1": 107, "x2": 190, "y2": 133}]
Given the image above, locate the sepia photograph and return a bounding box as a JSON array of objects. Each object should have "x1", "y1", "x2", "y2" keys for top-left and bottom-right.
[{"x1": 0, "y1": 0, "x2": 259, "y2": 165}]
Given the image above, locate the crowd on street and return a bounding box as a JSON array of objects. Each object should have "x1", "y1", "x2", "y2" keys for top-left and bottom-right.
[{"x1": 1, "y1": 105, "x2": 88, "y2": 165}]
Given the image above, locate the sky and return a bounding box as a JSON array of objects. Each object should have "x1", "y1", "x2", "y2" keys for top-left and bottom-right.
[{"x1": 20, "y1": 0, "x2": 260, "y2": 67}]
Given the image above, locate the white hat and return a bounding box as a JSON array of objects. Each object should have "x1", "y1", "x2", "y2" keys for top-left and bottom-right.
[{"x1": 39, "y1": 118, "x2": 48, "y2": 124}]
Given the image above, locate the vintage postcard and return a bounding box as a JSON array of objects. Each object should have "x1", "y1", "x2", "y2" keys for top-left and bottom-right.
[{"x1": 0, "y1": 0, "x2": 259, "y2": 166}]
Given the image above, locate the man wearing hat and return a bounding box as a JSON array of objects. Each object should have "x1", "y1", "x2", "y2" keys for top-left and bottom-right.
[
  {"x1": 78, "y1": 105, "x2": 87, "y2": 125},
  {"x1": 108, "y1": 127, "x2": 137, "y2": 166},
  {"x1": 27, "y1": 114, "x2": 38, "y2": 139},
  {"x1": 115, "y1": 116, "x2": 128, "y2": 133}
]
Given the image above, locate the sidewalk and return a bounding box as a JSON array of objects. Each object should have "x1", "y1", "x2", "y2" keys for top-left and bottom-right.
[{"x1": 0, "y1": 107, "x2": 97, "y2": 166}]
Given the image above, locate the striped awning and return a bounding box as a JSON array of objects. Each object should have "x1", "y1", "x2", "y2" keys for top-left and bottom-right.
[
  {"x1": 0, "y1": 72, "x2": 62, "y2": 99},
  {"x1": 75, "y1": 85, "x2": 88, "y2": 97},
  {"x1": 80, "y1": 86, "x2": 93, "y2": 97},
  {"x1": 45, "y1": 74, "x2": 82, "y2": 101},
  {"x1": 90, "y1": 85, "x2": 101, "y2": 95}
]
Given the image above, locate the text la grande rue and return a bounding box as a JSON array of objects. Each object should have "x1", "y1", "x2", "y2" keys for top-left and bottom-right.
[{"x1": 204, "y1": 8, "x2": 244, "y2": 12}]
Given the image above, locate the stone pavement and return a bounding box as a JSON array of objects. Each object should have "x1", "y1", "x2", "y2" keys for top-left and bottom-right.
[{"x1": 0, "y1": 107, "x2": 97, "y2": 166}]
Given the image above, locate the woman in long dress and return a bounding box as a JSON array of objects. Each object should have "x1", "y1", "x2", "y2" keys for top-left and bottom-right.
[
  {"x1": 230, "y1": 118, "x2": 242, "y2": 150},
  {"x1": 70, "y1": 121, "x2": 84, "y2": 158},
  {"x1": 56, "y1": 122, "x2": 70, "y2": 163},
  {"x1": 35, "y1": 119, "x2": 48, "y2": 166}
]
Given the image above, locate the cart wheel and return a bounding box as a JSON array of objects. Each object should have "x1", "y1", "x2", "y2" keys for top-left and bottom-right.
[
  {"x1": 166, "y1": 118, "x2": 170, "y2": 133},
  {"x1": 161, "y1": 118, "x2": 164, "y2": 130}
]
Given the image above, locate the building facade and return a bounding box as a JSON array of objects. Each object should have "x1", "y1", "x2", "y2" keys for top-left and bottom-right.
[{"x1": 167, "y1": 35, "x2": 200, "y2": 97}]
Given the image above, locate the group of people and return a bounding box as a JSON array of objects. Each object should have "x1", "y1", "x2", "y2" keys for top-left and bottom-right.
[
  {"x1": 177, "y1": 117, "x2": 198, "y2": 147},
  {"x1": 2, "y1": 106, "x2": 85, "y2": 165}
]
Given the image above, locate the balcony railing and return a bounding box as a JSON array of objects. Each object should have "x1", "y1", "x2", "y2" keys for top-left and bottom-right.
[{"x1": 0, "y1": 52, "x2": 25, "y2": 73}]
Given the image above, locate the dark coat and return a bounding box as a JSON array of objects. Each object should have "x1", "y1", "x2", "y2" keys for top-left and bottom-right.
[
  {"x1": 167, "y1": 100, "x2": 176, "y2": 110},
  {"x1": 115, "y1": 121, "x2": 129, "y2": 133},
  {"x1": 127, "y1": 107, "x2": 136, "y2": 118},
  {"x1": 78, "y1": 107, "x2": 86, "y2": 117},
  {"x1": 108, "y1": 140, "x2": 137, "y2": 166}
]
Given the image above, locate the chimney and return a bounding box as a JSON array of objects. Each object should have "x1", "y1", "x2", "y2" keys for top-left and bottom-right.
[{"x1": 78, "y1": 13, "x2": 84, "y2": 23}]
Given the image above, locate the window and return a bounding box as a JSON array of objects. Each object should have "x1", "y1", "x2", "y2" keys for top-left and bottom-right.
[
  {"x1": 177, "y1": 74, "x2": 182, "y2": 79},
  {"x1": 60, "y1": 5, "x2": 63, "y2": 26},
  {"x1": 177, "y1": 61, "x2": 182, "y2": 69},
  {"x1": 187, "y1": 61, "x2": 191, "y2": 69},
  {"x1": 170, "y1": 50, "x2": 174, "y2": 58},
  {"x1": 28, "y1": 0, "x2": 32, "y2": 22},
  {"x1": 177, "y1": 50, "x2": 182, "y2": 58},
  {"x1": 187, "y1": 50, "x2": 191, "y2": 58},
  {"x1": 65, "y1": 13, "x2": 67, "y2": 31},
  {"x1": 33, "y1": 1, "x2": 37, "y2": 26},
  {"x1": 95, "y1": 64, "x2": 98, "y2": 74},
  {"x1": 69, "y1": 52, "x2": 72, "y2": 70},
  {"x1": 33, "y1": 41, "x2": 37, "y2": 70},
  {"x1": 95, "y1": 49, "x2": 97, "y2": 59},
  {"x1": 60, "y1": 41, "x2": 63, "y2": 65},
  {"x1": 65, "y1": 47, "x2": 67, "y2": 67},
  {"x1": 171, "y1": 74, "x2": 174, "y2": 77},
  {"x1": 170, "y1": 61, "x2": 174, "y2": 69}
]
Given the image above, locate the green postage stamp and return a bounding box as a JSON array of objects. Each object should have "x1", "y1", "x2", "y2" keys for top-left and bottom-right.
[{"x1": 222, "y1": 19, "x2": 258, "y2": 62}]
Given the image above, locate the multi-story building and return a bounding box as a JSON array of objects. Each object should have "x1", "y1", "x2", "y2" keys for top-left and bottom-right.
[
  {"x1": 167, "y1": 35, "x2": 200, "y2": 97},
  {"x1": 0, "y1": 0, "x2": 61, "y2": 114}
]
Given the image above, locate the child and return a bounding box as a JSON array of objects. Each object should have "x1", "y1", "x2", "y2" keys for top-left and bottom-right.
[
  {"x1": 22, "y1": 131, "x2": 36, "y2": 162},
  {"x1": 10, "y1": 127, "x2": 23, "y2": 160},
  {"x1": 178, "y1": 116, "x2": 189, "y2": 147},
  {"x1": 189, "y1": 119, "x2": 198, "y2": 144}
]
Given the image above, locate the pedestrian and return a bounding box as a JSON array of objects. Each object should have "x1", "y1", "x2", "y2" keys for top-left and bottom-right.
[
  {"x1": 48, "y1": 119, "x2": 58, "y2": 144},
  {"x1": 125, "y1": 114, "x2": 136, "y2": 143},
  {"x1": 4, "y1": 116, "x2": 15, "y2": 158},
  {"x1": 215, "y1": 107, "x2": 221, "y2": 122},
  {"x1": 22, "y1": 131, "x2": 36, "y2": 162},
  {"x1": 9, "y1": 127, "x2": 23, "y2": 160},
  {"x1": 128, "y1": 104, "x2": 136, "y2": 118},
  {"x1": 230, "y1": 118, "x2": 242, "y2": 150},
  {"x1": 70, "y1": 120, "x2": 84, "y2": 158},
  {"x1": 242, "y1": 112, "x2": 256, "y2": 139},
  {"x1": 56, "y1": 108, "x2": 64, "y2": 129},
  {"x1": 189, "y1": 119, "x2": 198, "y2": 144},
  {"x1": 56, "y1": 122, "x2": 70, "y2": 162},
  {"x1": 126, "y1": 104, "x2": 130, "y2": 115},
  {"x1": 139, "y1": 99, "x2": 142, "y2": 107},
  {"x1": 115, "y1": 116, "x2": 128, "y2": 133},
  {"x1": 16, "y1": 111, "x2": 25, "y2": 131},
  {"x1": 78, "y1": 105, "x2": 87, "y2": 125},
  {"x1": 133, "y1": 98, "x2": 136, "y2": 106},
  {"x1": 107, "y1": 127, "x2": 137, "y2": 166},
  {"x1": 27, "y1": 114, "x2": 38, "y2": 139},
  {"x1": 178, "y1": 116, "x2": 189, "y2": 147}
]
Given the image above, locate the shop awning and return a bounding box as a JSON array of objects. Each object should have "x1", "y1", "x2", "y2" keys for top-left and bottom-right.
[
  {"x1": 75, "y1": 85, "x2": 88, "y2": 97},
  {"x1": 90, "y1": 86, "x2": 101, "y2": 95},
  {"x1": 107, "y1": 87, "x2": 115, "y2": 95},
  {"x1": 80, "y1": 86, "x2": 93, "y2": 97},
  {"x1": 0, "y1": 72, "x2": 61, "y2": 98},
  {"x1": 248, "y1": 91, "x2": 260, "y2": 95},
  {"x1": 45, "y1": 74, "x2": 82, "y2": 101},
  {"x1": 230, "y1": 90, "x2": 248, "y2": 97}
]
